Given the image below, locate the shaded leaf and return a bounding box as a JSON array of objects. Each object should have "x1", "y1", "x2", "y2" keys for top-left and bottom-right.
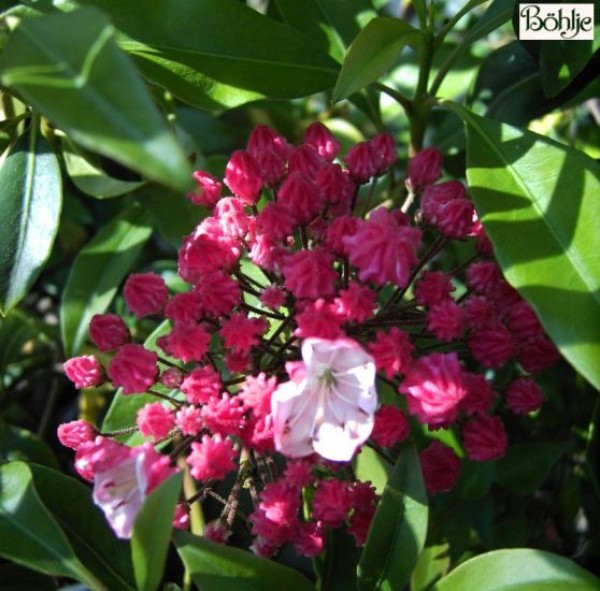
[
  {"x1": 29, "y1": 464, "x2": 136, "y2": 591},
  {"x1": 0, "y1": 462, "x2": 103, "y2": 589},
  {"x1": 80, "y1": 0, "x2": 340, "y2": 110},
  {"x1": 132, "y1": 472, "x2": 183, "y2": 591},
  {"x1": 443, "y1": 102, "x2": 600, "y2": 391},
  {"x1": 60, "y1": 202, "x2": 152, "y2": 357},
  {"x1": 175, "y1": 530, "x2": 315, "y2": 591},
  {"x1": 495, "y1": 442, "x2": 570, "y2": 494},
  {"x1": 333, "y1": 17, "x2": 423, "y2": 102},
  {"x1": 411, "y1": 543, "x2": 450, "y2": 591},
  {"x1": 62, "y1": 138, "x2": 144, "y2": 199},
  {"x1": 273, "y1": 0, "x2": 377, "y2": 63},
  {"x1": 462, "y1": 0, "x2": 515, "y2": 45},
  {"x1": 0, "y1": 420, "x2": 58, "y2": 469},
  {"x1": 431, "y1": 548, "x2": 600, "y2": 591},
  {"x1": 0, "y1": 127, "x2": 61, "y2": 315},
  {"x1": 469, "y1": 41, "x2": 600, "y2": 126},
  {"x1": 358, "y1": 443, "x2": 428, "y2": 591},
  {"x1": 314, "y1": 530, "x2": 360, "y2": 591},
  {"x1": 0, "y1": 8, "x2": 192, "y2": 191},
  {"x1": 0, "y1": 562, "x2": 56, "y2": 591}
]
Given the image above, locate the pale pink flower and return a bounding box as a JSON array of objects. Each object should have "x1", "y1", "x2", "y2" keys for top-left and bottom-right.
[
  {"x1": 271, "y1": 338, "x2": 377, "y2": 461},
  {"x1": 92, "y1": 441, "x2": 178, "y2": 539}
]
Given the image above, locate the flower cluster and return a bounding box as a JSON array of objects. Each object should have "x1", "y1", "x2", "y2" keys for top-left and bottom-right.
[{"x1": 60, "y1": 122, "x2": 558, "y2": 553}]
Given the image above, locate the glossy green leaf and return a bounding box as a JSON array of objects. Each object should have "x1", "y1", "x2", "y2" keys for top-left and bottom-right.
[
  {"x1": 28, "y1": 464, "x2": 136, "y2": 591},
  {"x1": 443, "y1": 102, "x2": 600, "y2": 391},
  {"x1": 79, "y1": 0, "x2": 340, "y2": 110},
  {"x1": 0, "y1": 8, "x2": 192, "y2": 191},
  {"x1": 469, "y1": 41, "x2": 600, "y2": 126},
  {"x1": 431, "y1": 549, "x2": 600, "y2": 591},
  {"x1": 175, "y1": 530, "x2": 315, "y2": 591},
  {"x1": 0, "y1": 310, "x2": 42, "y2": 381},
  {"x1": 0, "y1": 462, "x2": 104, "y2": 589},
  {"x1": 62, "y1": 138, "x2": 144, "y2": 199},
  {"x1": 273, "y1": 0, "x2": 377, "y2": 62},
  {"x1": 0, "y1": 127, "x2": 61, "y2": 315},
  {"x1": 495, "y1": 442, "x2": 569, "y2": 494},
  {"x1": 358, "y1": 443, "x2": 428, "y2": 591},
  {"x1": 60, "y1": 203, "x2": 152, "y2": 357},
  {"x1": 353, "y1": 444, "x2": 391, "y2": 495},
  {"x1": 0, "y1": 420, "x2": 58, "y2": 469},
  {"x1": 132, "y1": 472, "x2": 183, "y2": 591},
  {"x1": 333, "y1": 17, "x2": 423, "y2": 102},
  {"x1": 411, "y1": 544, "x2": 450, "y2": 591}
]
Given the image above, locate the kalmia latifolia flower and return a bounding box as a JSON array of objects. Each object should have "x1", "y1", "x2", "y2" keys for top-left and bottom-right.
[
  {"x1": 57, "y1": 123, "x2": 558, "y2": 556},
  {"x1": 272, "y1": 338, "x2": 377, "y2": 461}
]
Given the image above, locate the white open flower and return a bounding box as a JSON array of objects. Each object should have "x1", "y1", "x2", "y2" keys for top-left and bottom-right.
[{"x1": 271, "y1": 338, "x2": 377, "y2": 462}]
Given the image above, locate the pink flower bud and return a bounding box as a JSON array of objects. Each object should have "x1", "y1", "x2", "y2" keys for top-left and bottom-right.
[
  {"x1": 187, "y1": 434, "x2": 237, "y2": 481},
  {"x1": 224, "y1": 150, "x2": 263, "y2": 204},
  {"x1": 419, "y1": 440, "x2": 461, "y2": 495},
  {"x1": 64, "y1": 355, "x2": 103, "y2": 389},
  {"x1": 462, "y1": 416, "x2": 507, "y2": 462},
  {"x1": 315, "y1": 163, "x2": 355, "y2": 216},
  {"x1": 415, "y1": 271, "x2": 455, "y2": 307},
  {"x1": 277, "y1": 172, "x2": 325, "y2": 224},
  {"x1": 173, "y1": 504, "x2": 190, "y2": 531},
  {"x1": 187, "y1": 170, "x2": 222, "y2": 207},
  {"x1": 57, "y1": 420, "x2": 96, "y2": 450},
  {"x1": 89, "y1": 313, "x2": 130, "y2": 351},
  {"x1": 372, "y1": 405, "x2": 410, "y2": 447},
  {"x1": 466, "y1": 261, "x2": 503, "y2": 295},
  {"x1": 124, "y1": 272, "x2": 168, "y2": 317},
  {"x1": 137, "y1": 402, "x2": 175, "y2": 440},
  {"x1": 421, "y1": 180, "x2": 474, "y2": 239},
  {"x1": 344, "y1": 141, "x2": 378, "y2": 183},
  {"x1": 505, "y1": 377, "x2": 544, "y2": 415},
  {"x1": 407, "y1": 148, "x2": 443, "y2": 189},
  {"x1": 247, "y1": 124, "x2": 289, "y2": 162},
  {"x1": 370, "y1": 132, "x2": 396, "y2": 174},
  {"x1": 108, "y1": 344, "x2": 158, "y2": 395},
  {"x1": 160, "y1": 367, "x2": 184, "y2": 389},
  {"x1": 287, "y1": 144, "x2": 326, "y2": 179},
  {"x1": 303, "y1": 122, "x2": 341, "y2": 162},
  {"x1": 468, "y1": 322, "x2": 515, "y2": 368},
  {"x1": 175, "y1": 405, "x2": 203, "y2": 436},
  {"x1": 517, "y1": 335, "x2": 560, "y2": 373}
]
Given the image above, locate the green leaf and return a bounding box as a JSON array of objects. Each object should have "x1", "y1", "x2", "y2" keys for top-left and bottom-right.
[
  {"x1": 0, "y1": 8, "x2": 192, "y2": 191},
  {"x1": 132, "y1": 472, "x2": 183, "y2": 591},
  {"x1": 358, "y1": 443, "x2": 428, "y2": 591},
  {"x1": 314, "y1": 530, "x2": 360, "y2": 591},
  {"x1": 0, "y1": 420, "x2": 58, "y2": 469},
  {"x1": 272, "y1": 0, "x2": 377, "y2": 63},
  {"x1": 28, "y1": 464, "x2": 136, "y2": 591},
  {"x1": 443, "y1": 102, "x2": 600, "y2": 391},
  {"x1": 62, "y1": 138, "x2": 145, "y2": 199},
  {"x1": 174, "y1": 530, "x2": 315, "y2": 591},
  {"x1": 0, "y1": 462, "x2": 104, "y2": 589},
  {"x1": 0, "y1": 126, "x2": 61, "y2": 315},
  {"x1": 79, "y1": 0, "x2": 340, "y2": 110},
  {"x1": 431, "y1": 549, "x2": 600, "y2": 591},
  {"x1": 333, "y1": 17, "x2": 423, "y2": 102},
  {"x1": 353, "y1": 444, "x2": 391, "y2": 495},
  {"x1": 495, "y1": 442, "x2": 569, "y2": 494},
  {"x1": 60, "y1": 203, "x2": 152, "y2": 357},
  {"x1": 411, "y1": 543, "x2": 450, "y2": 591},
  {"x1": 462, "y1": 0, "x2": 515, "y2": 45},
  {"x1": 136, "y1": 185, "x2": 199, "y2": 249}
]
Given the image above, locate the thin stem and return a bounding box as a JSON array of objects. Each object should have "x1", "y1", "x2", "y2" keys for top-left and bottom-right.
[
  {"x1": 241, "y1": 302, "x2": 286, "y2": 320},
  {"x1": 101, "y1": 426, "x2": 139, "y2": 437},
  {"x1": 373, "y1": 82, "x2": 413, "y2": 116},
  {"x1": 147, "y1": 388, "x2": 183, "y2": 408}
]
